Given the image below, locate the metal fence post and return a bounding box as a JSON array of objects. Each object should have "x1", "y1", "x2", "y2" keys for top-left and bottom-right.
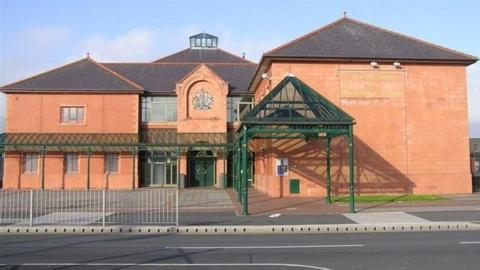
[
  {"x1": 176, "y1": 189, "x2": 179, "y2": 227},
  {"x1": 29, "y1": 190, "x2": 33, "y2": 226},
  {"x1": 102, "y1": 189, "x2": 106, "y2": 227}
]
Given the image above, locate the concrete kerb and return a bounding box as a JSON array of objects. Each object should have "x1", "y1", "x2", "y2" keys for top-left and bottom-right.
[{"x1": 1, "y1": 222, "x2": 479, "y2": 235}]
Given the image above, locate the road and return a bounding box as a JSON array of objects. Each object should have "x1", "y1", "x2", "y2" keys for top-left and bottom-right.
[{"x1": 0, "y1": 231, "x2": 479, "y2": 269}]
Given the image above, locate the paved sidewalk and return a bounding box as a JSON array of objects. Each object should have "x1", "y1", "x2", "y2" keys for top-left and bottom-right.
[
  {"x1": 227, "y1": 188, "x2": 346, "y2": 215},
  {"x1": 227, "y1": 188, "x2": 480, "y2": 215},
  {"x1": 178, "y1": 210, "x2": 480, "y2": 226},
  {"x1": 166, "y1": 188, "x2": 479, "y2": 227},
  {"x1": 179, "y1": 189, "x2": 235, "y2": 213}
]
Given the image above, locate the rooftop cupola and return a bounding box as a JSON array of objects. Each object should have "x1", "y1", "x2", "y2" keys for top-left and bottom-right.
[{"x1": 190, "y1": 32, "x2": 218, "y2": 49}]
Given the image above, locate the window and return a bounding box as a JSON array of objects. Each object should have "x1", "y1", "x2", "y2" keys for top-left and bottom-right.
[
  {"x1": 227, "y1": 96, "x2": 253, "y2": 122},
  {"x1": 105, "y1": 153, "x2": 119, "y2": 173},
  {"x1": 61, "y1": 106, "x2": 84, "y2": 122},
  {"x1": 141, "y1": 97, "x2": 177, "y2": 122},
  {"x1": 65, "y1": 153, "x2": 79, "y2": 173},
  {"x1": 23, "y1": 153, "x2": 38, "y2": 173}
]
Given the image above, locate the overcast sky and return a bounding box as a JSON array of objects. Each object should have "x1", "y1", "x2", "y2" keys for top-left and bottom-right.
[{"x1": 1, "y1": 0, "x2": 479, "y2": 136}]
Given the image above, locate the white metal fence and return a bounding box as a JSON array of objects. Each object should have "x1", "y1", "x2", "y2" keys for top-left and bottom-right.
[{"x1": 0, "y1": 189, "x2": 178, "y2": 226}]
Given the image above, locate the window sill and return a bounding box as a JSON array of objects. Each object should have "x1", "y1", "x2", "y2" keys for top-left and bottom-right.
[
  {"x1": 141, "y1": 121, "x2": 177, "y2": 124},
  {"x1": 141, "y1": 122, "x2": 177, "y2": 128},
  {"x1": 60, "y1": 122, "x2": 86, "y2": 127}
]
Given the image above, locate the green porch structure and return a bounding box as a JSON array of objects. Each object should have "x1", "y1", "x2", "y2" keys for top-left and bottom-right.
[
  {"x1": 0, "y1": 130, "x2": 235, "y2": 189},
  {"x1": 232, "y1": 75, "x2": 356, "y2": 214}
]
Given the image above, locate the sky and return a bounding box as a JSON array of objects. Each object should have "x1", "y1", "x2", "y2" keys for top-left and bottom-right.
[{"x1": 0, "y1": 0, "x2": 479, "y2": 136}]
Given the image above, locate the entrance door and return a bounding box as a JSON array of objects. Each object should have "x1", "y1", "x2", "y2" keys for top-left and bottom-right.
[
  {"x1": 189, "y1": 151, "x2": 215, "y2": 187},
  {"x1": 152, "y1": 161, "x2": 165, "y2": 186},
  {"x1": 140, "y1": 151, "x2": 177, "y2": 187}
]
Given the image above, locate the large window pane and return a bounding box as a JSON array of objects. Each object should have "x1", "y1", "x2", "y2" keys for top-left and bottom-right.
[
  {"x1": 227, "y1": 97, "x2": 252, "y2": 122},
  {"x1": 23, "y1": 153, "x2": 38, "y2": 173},
  {"x1": 77, "y1": 107, "x2": 84, "y2": 121},
  {"x1": 141, "y1": 97, "x2": 177, "y2": 122},
  {"x1": 70, "y1": 107, "x2": 77, "y2": 120},
  {"x1": 105, "y1": 153, "x2": 119, "y2": 173},
  {"x1": 65, "y1": 153, "x2": 79, "y2": 173},
  {"x1": 62, "y1": 108, "x2": 69, "y2": 122}
]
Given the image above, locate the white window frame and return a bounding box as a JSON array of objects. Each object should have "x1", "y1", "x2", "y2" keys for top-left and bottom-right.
[
  {"x1": 61, "y1": 106, "x2": 85, "y2": 123},
  {"x1": 236, "y1": 101, "x2": 254, "y2": 122},
  {"x1": 141, "y1": 97, "x2": 177, "y2": 123}
]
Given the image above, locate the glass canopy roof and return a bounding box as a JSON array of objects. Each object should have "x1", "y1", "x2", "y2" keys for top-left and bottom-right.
[{"x1": 242, "y1": 75, "x2": 354, "y2": 126}]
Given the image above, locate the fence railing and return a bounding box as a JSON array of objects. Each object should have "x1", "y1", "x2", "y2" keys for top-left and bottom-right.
[{"x1": 0, "y1": 189, "x2": 178, "y2": 226}]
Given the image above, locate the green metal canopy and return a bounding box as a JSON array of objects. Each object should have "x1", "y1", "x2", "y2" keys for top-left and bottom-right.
[
  {"x1": 0, "y1": 129, "x2": 236, "y2": 151},
  {"x1": 242, "y1": 75, "x2": 354, "y2": 125},
  {"x1": 0, "y1": 129, "x2": 235, "y2": 190},
  {"x1": 233, "y1": 75, "x2": 356, "y2": 215}
]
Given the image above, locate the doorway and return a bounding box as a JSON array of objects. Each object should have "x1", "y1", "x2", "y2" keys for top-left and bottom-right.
[
  {"x1": 140, "y1": 151, "x2": 177, "y2": 187},
  {"x1": 188, "y1": 150, "x2": 215, "y2": 187}
]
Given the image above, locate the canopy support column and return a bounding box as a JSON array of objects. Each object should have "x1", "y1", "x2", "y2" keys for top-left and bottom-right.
[
  {"x1": 241, "y1": 126, "x2": 249, "y2": 216},
  {"x1": 87, "y1": 146, "x2": 91, "y2": 190},
  {"x1": 132, "y1": 146, "x2": 136, "y2": 189},
  {"x1": 41, "y1": 146, "x2": 46, "y2": 190},
  {"x1": 176, "y1": 147, "x2": 180, "y2": 189},
  {"x1": 348, "y1": 125, "x2": 355, "y2": 213},
  {"x1": 236, "y1": 145, "x2": 242, "y2": 202},
  {"x1": 232, "y1": 149, "x2": 236, "y2": 193},
  {"x1": 223, "y1": 147, "x2": 226, "y2": 189},
  {"x1": 326, "y1": 137, "x2": 331, "y2": 203}
]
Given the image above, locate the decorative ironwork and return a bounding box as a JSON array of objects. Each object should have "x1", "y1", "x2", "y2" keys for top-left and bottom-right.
[
  {"x1": 192, "y1": 89, "x2": 214, "y2": 110},
  {"x1": 0, "y1": 130, "x2": 236, "y2": 151},
  {"x1": 242, "y1": 75, "x2": 354, "y2": 125}
]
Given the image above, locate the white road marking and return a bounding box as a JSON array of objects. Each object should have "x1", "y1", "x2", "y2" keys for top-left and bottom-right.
[
  {"x1": 19, "y1": 263, "x2": 333, "y2": 269},
  {"x1": 344, "y1": 212, "x2": 430, "y2": 224},
  {"x1": 460, "y1": 241, "x2": 480, "y2": 244},
  {"x1": 165, "y1": 244, "x2": 364, "y2": 249}
]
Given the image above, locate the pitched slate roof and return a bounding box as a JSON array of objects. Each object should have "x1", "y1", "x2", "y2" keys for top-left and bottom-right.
[
  {"x1": 1, "y1": 47, "x2": 256, "y2": 94},
  {"x1": 266, "y1": 17, "x2": 477, "y2": 62},
  {"x1": 1, "y1": 58, "x2": 144, "y2": 93},
  {"x1": 153, "y1": 48, "x2": 254, "y2": 64},
  {"x1": 104, "y1": 63, "x2": 256, "y2": 94}
]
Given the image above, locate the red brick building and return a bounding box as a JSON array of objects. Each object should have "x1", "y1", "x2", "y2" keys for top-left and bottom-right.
[{"x1": 0, "y1": 17, "x2": 477, "y2": 198}]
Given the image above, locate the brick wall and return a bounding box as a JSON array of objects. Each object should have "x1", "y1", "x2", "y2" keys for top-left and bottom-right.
[
  {"x1": 252, "y1": 61, "x2": 472, "y2": 197},
  {"x1": 3, "y1": 93, "x2": 139, "y2": 189}
]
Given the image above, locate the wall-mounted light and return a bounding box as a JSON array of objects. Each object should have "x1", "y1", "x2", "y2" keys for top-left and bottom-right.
[
  {"x1": 370, "y1": 61, "x2": 379, "y2": 68},
  {"x1": 393, "y1": 61, "x2": 402, "y2": 68}
]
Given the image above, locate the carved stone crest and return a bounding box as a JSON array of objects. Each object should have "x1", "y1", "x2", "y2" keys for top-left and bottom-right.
[{"x1": 192, "y1": 89, "x2": 214, "y2": 110}]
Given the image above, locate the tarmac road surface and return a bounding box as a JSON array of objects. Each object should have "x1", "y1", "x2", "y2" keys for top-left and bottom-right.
[{"x1": 0, "y1": 231, "x2": 480, "y2": 269}]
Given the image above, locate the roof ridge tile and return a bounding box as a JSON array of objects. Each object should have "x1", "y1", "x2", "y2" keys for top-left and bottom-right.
[
  {"x1": 216, "y1": 48, "x2": 256, "y2": 64},
  {"x1": 88, "y1": 58, "x2": 144, "y2": 90}
]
